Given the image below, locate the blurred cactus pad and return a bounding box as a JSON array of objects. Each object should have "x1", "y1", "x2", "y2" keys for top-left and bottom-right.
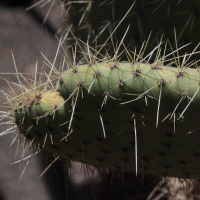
[{"x1": 42, "y1": 0, "x2": 200, "y2": 60}]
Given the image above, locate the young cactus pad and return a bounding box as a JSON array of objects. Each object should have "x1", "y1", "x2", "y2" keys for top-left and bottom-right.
[{"x1": 14, "y1": 61, "x2": 200, "y2": 179}]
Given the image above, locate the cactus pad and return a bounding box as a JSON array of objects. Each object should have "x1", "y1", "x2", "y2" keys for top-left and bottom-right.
[{"x1": 13, "y1": 61, "x2": 200, "y2": 178}]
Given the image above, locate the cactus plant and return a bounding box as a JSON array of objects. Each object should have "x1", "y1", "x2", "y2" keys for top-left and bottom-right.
[
  {"x1": 9, "y1": 37, "x2": 200, "y2": 179},
  {"x1": 3, "y1": 0, "x2": 200, "y2": 199}
]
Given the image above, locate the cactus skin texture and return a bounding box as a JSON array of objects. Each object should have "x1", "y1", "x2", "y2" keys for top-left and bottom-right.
[{"x1": 14, "y1": 61, "x2": 200, "y2": 179}]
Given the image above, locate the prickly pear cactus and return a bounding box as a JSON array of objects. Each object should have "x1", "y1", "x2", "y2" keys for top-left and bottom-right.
[
  {"x1": 13, "y1": 58, "x2": 200, "y2": 178},
  {"x1": 3, "y1": 1, "x2": 200, "y2": 192}
]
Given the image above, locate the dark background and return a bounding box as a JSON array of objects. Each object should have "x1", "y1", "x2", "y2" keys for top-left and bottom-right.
[{"x1": 0, "y1": 1, "x2": 66, "y2": 199}]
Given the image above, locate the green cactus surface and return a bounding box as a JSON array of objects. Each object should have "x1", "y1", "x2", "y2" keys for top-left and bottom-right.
[{"x1": 14, "y1": 60, "x2": 200, "y2": 179}]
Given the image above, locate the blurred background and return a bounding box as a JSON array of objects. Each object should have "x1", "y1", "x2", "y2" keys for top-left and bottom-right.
[{"x1": 0, "y1": 1, "x2": 66, "y2": 199}]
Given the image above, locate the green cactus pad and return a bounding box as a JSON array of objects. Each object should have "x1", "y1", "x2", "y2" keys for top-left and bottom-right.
[{"x1": 15, "y1": 62, "x2": 200, "y2": 178}]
